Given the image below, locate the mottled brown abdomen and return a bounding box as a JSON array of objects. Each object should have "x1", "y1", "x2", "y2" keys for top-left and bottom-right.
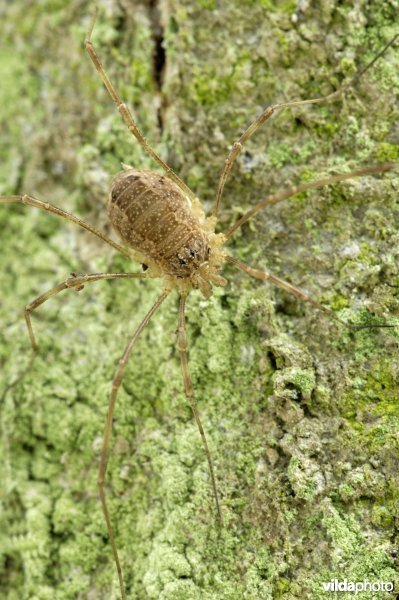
[{"x1": 108, "y1": 169, "x2": 208, "y2": 277}]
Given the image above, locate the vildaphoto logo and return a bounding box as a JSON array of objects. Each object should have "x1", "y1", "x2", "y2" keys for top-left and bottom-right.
[{"x1": 322, "y1": 579, "x2": 394, "y2": 593}]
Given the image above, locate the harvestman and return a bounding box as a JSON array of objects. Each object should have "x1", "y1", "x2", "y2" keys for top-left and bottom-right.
[{"x1": 1, "y1": 7, "x2": 398, "y2": 599}]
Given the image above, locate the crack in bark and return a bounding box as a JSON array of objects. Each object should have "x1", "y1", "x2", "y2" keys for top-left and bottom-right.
[{"x1": 147, "y1": 0, "x2": 166, "y2": 132}]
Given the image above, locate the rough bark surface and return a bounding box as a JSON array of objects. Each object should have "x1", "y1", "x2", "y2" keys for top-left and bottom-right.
[{"x1": 0, "y1": 1, "x2": 398, "y2": 599}]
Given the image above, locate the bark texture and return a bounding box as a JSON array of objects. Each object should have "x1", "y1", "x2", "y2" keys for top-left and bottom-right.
[{"x1": 0, "y1": 1, "x2": 398, "y2": 599}]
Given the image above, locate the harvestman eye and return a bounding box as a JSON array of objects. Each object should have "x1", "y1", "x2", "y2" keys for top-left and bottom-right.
[{"x1": 0, "y1": 6, "x2": 397, "y2": 599}]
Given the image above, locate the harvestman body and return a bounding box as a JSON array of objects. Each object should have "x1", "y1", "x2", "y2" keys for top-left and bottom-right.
[{"x1": 1, "y1": 7, "x2": 398, "y2": 599}]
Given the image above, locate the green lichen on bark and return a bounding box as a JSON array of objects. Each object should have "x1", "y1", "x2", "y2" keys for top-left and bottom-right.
[{"x1": 0, "y1": 1, "x2": 398, "y2": 599}]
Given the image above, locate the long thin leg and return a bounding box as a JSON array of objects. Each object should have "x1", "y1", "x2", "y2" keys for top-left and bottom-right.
[
  {"x1": 0, "y1": 195, "x2": 131, "y2": 259},
  {"x1": 98, "y1": 290, "x2": 170, "y2": 600},
  {"x1": 224, "y1": 162, "x2": 398, "y2": 240},
  {"x1": 85, "y1": 7, "x2": 195, "y2": 202},
  {"x1": 178, "y1": 293, "x2": 222, "y2": 520},
  {"x1": 211, "y1": 33, "x2": 399, "y2": 218},
  {"x1": 226, "y1": 256, "x2": 395, "y2": 330},
  {"x1": 24, "y1": 272, "x2": 149, "y2": 355},
  {"x1": 3, "y1": 273, "x2": 149, "y2": 401}
]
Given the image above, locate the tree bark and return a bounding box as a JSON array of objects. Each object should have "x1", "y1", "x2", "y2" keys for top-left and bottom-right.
[{"x1": 0, "y1": 1, "x2": 398, "y2": 598}]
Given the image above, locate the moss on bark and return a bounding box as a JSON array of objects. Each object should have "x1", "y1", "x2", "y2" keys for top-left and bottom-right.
[{"x1": 0, "y1": 1, "x2": 398, "y2": 599}]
